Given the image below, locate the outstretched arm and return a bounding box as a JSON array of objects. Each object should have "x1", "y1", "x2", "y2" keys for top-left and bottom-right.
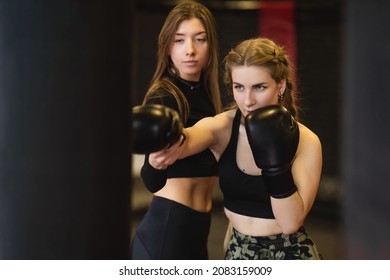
[
  {"x1": 148, "y1": 115, "x2": 218, "y2": 168},
  {"x1": 149, "y1": 111, "x2": 233, "y2": 169}
]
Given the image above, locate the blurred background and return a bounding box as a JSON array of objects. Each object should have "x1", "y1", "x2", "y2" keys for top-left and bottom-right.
[{"x1": 1, "y1": 0, "x2": 389, "y2": 260}]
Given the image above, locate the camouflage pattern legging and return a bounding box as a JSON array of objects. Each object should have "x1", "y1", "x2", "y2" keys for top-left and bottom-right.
[{"x1": 225, "y1": 227, "x2": 323, "y2": 260}]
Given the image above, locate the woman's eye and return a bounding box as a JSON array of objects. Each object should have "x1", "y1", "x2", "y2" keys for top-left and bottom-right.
[
  {"x1": 195, "y1": 38, "x2": 207, "y2": 43},
  {"x1": 255, "y1": 85, "x2": 266, "y2": 90}
]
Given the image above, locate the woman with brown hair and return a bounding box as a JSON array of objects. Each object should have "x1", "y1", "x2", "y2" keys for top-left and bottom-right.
[{"x1": 131, "y1": 1, "x2": 222, "y2": 259}]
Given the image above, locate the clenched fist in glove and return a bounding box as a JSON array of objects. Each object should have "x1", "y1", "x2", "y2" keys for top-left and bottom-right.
[
  {"x1": 132, "y1": 104, "x2": 184, "y2": 154},
  {"x1": 245, "y1": 105, "x2": 299, "y2": 198}
]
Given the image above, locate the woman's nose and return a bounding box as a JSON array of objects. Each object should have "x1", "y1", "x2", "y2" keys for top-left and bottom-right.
[
  {"x1": 186, "y1": 41, "x2": 195, "y2": 55},
  {"x1": 244, "y1": 92, "x2": 254, "y2": 107}
]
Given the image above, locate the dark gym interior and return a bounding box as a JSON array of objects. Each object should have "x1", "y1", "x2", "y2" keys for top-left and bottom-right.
[{"x1": 1, "y1": 0, "x2": 390, "y2": 260}]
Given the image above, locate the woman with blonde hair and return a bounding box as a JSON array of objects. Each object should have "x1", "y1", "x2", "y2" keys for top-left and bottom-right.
[{"x1": 149, "y1": 37, "x2": 323, "y2": 259}]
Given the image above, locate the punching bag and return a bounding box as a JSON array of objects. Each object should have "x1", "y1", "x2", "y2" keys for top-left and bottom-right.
[{"x1": 0, "y1": 1, "x2": 133, "y2": 259}]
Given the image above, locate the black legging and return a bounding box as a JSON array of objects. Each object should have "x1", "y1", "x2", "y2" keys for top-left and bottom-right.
[{"x1": 131, "y1": 196, "x2": 211, "y2": 260}]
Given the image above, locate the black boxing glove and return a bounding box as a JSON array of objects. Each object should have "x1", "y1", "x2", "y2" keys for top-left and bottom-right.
[
  {"x1": 132, "y1": 104, "x2": 183, "y2": 154},
  {"x1": 245, "y1": 105, "x2": 299, "y2": 198}
]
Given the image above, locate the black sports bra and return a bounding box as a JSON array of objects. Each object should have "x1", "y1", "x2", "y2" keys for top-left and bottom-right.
[{"x1": 218, "y1": 110, "x2": 274, "y2": 219}]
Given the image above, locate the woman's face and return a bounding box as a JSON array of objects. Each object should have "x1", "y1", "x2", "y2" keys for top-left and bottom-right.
[
  {"x1": 170, "y1": 18, "x2": 209, "y2": 81},
  {"x1": 232, "y1": 65, "x2": 285, "y2": 118}
]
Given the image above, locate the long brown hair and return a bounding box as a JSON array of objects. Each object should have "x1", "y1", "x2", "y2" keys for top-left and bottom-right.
[
  {"x1": 223, "y1": 37, "x2": 299, "y2": 120},
  {"x1": 143, "y1": 1, "x2": 222, "y2": 122}
]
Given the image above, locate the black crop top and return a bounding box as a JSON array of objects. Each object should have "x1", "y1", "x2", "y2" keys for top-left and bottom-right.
[
  {"x1": 218, "y1": 110, "x2": 275, "y2": 219},
  {"x1": 140, "y1": 77, "x2": 218, "y2": 192}
]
